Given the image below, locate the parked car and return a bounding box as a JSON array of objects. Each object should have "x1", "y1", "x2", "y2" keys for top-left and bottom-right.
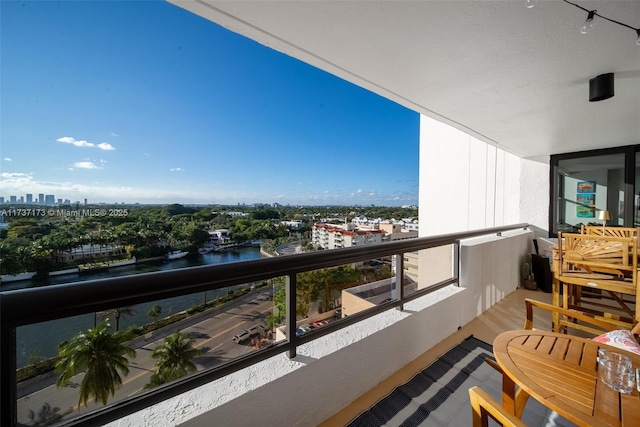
[
  {"x1": 247, "y1": 324, "x2": 266, "y2": 337},
  {"x1": 233, "y1": 324, "x2": 266, "y2": 343},
  {"x1": 232, "y1": 330, "x2": 251, "y2": 343},
  {"x1": 313, "y1": 320, "x2": 329, "y2": 328},
  {"x1": 298, "y1": 323, "x2": 315, "y2": 333},
  {"x1": 334, "y1": 309, "x2": 342, "y2": 319}
]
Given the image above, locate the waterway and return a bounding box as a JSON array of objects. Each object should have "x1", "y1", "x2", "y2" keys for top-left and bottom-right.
[{"x1": 11, "y1": 248, "x2": 263, "y2": 368}]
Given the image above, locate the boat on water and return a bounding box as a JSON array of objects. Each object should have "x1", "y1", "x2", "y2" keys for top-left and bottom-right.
[
  {"x1": 198, "y1": 243, "x2": 216, "y2": 254},
  {"x1": 78, "y1": 263, "x2": 110, "y2": 274},
  {"x1": 166, "y1": 250, "x2": 189, "y2": 260}
]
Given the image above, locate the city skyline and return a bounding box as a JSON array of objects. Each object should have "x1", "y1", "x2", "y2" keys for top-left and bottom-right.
[
  {"x1": 1, "y1": 192, "x2": 76, "y2": 206},
  {"x1": 1, "y1": 0, "x2": 419, "y2": 207}
]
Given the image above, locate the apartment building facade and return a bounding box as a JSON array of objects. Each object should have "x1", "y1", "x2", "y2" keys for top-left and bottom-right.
[{"x1": 312, "y1": 222, "x2": 385, "y2": 249}]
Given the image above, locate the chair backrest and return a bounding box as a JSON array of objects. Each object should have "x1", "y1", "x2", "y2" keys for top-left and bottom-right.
[
  {"x1": 557, "y1": 232, "x2": 638, "y2": 284},
  {"x1": 581, "y1": 224, "x2": 640, "y2": 241}
]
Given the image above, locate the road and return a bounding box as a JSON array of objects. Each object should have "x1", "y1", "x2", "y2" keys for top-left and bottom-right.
[{"x1": 17, "y1": 290, "x2": 275, "y2": 426}]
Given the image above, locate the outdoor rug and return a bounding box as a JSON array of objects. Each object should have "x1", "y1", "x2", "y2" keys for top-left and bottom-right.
[{"x1": 347, "y1": 336, "x2": 577, "y2": 427}]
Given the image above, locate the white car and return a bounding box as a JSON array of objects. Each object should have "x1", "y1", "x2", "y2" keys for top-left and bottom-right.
[
  {"x1": 233, "y1": 324, "x2": 266, "y2": 343},
  {"x1": 247, "y1": 324, "x2": 266, "y2": 337},
  {"x1": 232, "y1": 330, "x2": 251, "y2": 343}
]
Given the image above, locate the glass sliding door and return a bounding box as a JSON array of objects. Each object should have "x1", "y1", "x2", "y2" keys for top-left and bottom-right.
[{"x1": 551, "y1": 151, "x2": 627, "y2": 235}]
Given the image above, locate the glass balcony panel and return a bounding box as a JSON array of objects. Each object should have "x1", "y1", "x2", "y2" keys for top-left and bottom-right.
[
  {"x1": 15, "y1": 281, "x2": 276, "y2": 426},
  {"x1": 290, "y1": 258, "x2": 396, "y2": 323},
  {"x1": 403, "y1": 244, "x2": 455, "y2": 297}
]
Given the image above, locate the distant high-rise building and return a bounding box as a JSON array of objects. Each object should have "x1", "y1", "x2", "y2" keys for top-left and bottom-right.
[
  {"x1": 19, "y1": 196, "x2": 24, "y2": 203},
  {"x1": 45, "y1": 194, "x2": 55, "y2": 205},
  {"x1": 84, "y1": 198, "x2": 88, "y2": 205},
  {"x1": 10, "y1": 196, "x2": 17, "y2": 203},
  {"x1": 57, "y1": 198, "x2": 63, "y2": 204},
  {"x1": 26, "y1": 194, "x2": 33, "y2": 204},
  {"x1": 38, "y1": 193, "x2": 45, "y2": 204},
  {"x1": 0, "y1": 197, "x2": 4, "y2": 204},
  {"x1": 63, "y1": 199, "x2": 71, "y2": 204}
]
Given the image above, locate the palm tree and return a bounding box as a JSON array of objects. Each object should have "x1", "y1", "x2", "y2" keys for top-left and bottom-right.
[
  {"x1": 145, "y1": 332, "x2": 203, "y2": 389},
  {"x1": 147, "y1": 305, "x2": 162, "y2": 321},
  {"x1": 55, "y1": 322, "x2": 136, "y2": 407},
  {"x1": 98, "y1": 306, "x2": 136, "y2": 331}
]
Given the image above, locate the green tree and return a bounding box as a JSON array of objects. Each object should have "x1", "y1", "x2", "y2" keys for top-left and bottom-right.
[
  {"x1": 98, "y1": 306, "x2": 137, "y2": 332},
  {"x1": 145, "y1": 332, "x2": 203, "y2": 389},
  {"x1": 269, "y1": 281, "x2": 286, "y2": 326},
  {"x1": 164, "y1": 203, "x2": 196, "y2": 216},
  {"x1": 55, "y1": 322, "x2": 136, "y2": 407},
  {"x1": 251, "y1": 209, "x2": 280, "y2": 220},
  {"x1": 147, "y1": 305, "x2": 162, "y2": 321}
]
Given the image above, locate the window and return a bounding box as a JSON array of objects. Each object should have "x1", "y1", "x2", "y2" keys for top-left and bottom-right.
[{"x1": 550, "y1": 146, "x2": 637, "y2": 235}]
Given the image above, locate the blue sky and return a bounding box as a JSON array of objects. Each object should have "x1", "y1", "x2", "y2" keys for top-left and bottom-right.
[{"x1": 1, "y1": 0, "x2": 419, "y2": 206}]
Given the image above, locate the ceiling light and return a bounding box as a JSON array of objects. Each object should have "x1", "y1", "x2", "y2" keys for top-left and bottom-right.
[
  {"x1": 529, "y1": 1, "x2": 639, "y2": 46},
  {"x1": 580, "y1": 10, "x2": 597, "y2": 34}
]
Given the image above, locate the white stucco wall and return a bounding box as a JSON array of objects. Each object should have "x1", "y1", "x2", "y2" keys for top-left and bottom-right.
[
  {"x1": 519, "y1": 157, "x2": 549, "y2": 231},
  {"x1": 419, "y1": 114, "x2": 549, "y2": 235}
]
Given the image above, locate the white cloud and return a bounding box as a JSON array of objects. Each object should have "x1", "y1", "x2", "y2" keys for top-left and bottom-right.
[
  {"x1": 169, "y1": 168, "x2": 185, "y2": 172},
  {"x1": 0, "y1": 170, "x2": 418, "y2": 206},
  {"x1": 57, "y1": 136, "x2": 94, "y2": 148},
  {"x1": 110, "y1": 132, "x2": 120, "y2": 137},
  {"x1": 3, "y1": 157, "x2": 12, "y2": 162},
  {"x1": 97, "y1": 142, "x2": 115, "y2": 151},
  {"x1": 1, "y1": 172, "x2": 32, "y2": 179},
  {"x1": 73, "y1": 161, "x2": 102, "y2": 170},
  {"x1": 57, "y1": 136, "x2": 116, "y2": 151},
  {"x1": 356, "y1": 189, "x2": 362, "y2": 194}
]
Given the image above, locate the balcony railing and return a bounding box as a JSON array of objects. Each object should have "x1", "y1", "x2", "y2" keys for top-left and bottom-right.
[{"x1": 0, "y1": 223, "x2": 528, "y2": 426}]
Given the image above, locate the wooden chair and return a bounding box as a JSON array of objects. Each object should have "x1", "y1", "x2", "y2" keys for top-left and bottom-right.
[
  {"x1": 580, "y1": 224, "x2": 639, "y2": 241},
  {"x1": 523, "y1": 298, "x2": 640, "y2": 337},
  {"x1": 469, "y1": 386, "x2": 526, "y2": 427},
  {"x1": 555, "y1": 232, "x2": 639, "y2": 331}
]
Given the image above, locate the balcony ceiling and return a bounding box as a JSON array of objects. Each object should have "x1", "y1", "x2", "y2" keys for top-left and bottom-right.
[{"x1": 172, "y1": 0, "x2": 640, "y2": 161}]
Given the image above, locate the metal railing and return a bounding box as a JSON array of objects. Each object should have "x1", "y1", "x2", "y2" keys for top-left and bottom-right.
[{"x1": 0, "y1": 223, "x2": 528, "y2": 426}]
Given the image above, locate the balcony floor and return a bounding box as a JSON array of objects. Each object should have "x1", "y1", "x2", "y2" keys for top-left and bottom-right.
[{"x1": 319, "y1": 288, "x2": 554, "y2": 426}]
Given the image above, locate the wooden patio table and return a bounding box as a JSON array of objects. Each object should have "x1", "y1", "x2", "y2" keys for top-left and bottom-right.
[{"x1": 493, "y1": 330, "x2": 640, "y2": 426}]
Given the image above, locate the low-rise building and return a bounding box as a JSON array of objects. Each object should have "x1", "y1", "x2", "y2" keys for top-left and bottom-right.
[
  {"x1": 54, "y1": 244, "x2": 126, "y2": 263},
  {"x1": 208, "y1": 229, "x2": 232, "y2": 245},
  {"x1": 281, "y1": 219, "x2": 304, "y2": 229},
  {"x1": 312, "y1": 223, "x2": 385, "y2": 250}
]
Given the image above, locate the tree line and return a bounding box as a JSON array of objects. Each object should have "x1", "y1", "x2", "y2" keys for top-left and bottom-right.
[{"x1": 0, "y1": 203, "x2": 416, "y2": 277}]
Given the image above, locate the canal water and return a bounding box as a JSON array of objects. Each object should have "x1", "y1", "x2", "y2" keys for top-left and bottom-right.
[{"x1": 12, "y1": 248, "x2": 263, "y2": 368}]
